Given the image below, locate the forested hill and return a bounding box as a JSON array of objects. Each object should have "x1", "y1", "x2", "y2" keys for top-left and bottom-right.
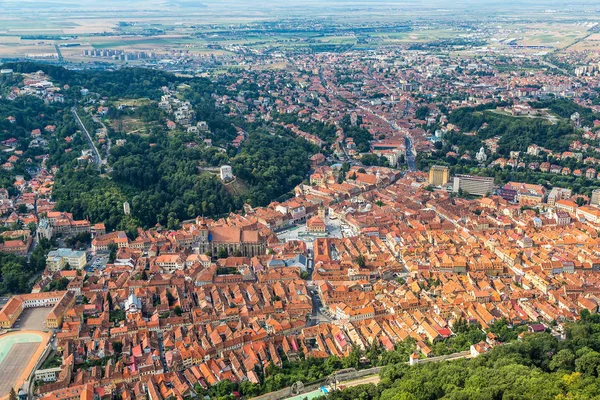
[
  {"x1": 53, "y1": 131, "x2": 316, "y2": 234},
  {"x1": 2, "y1": 62, "x2": 183, "y2": 100},
  {"x1": 416, "y1": 99, "x2": 600, "y2": 197},
  {"x1": 324, "y1": 313, "x2": 600, "y2": 400},
  {"x1": 0, "y1": 63, "x2": 319, "y2": 234},
  {"x1": 447, "y1": 102, "x2": 578, "y2": 156}
]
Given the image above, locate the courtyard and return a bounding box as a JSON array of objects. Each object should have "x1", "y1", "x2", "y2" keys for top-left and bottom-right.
[{"x1": 18, "y1": 307, "x2": 53, "y2": 331}]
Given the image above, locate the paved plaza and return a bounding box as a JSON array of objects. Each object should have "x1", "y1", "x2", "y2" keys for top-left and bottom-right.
[{"x1": 18, "y1": 307, "x2": 52, "y2": 331}]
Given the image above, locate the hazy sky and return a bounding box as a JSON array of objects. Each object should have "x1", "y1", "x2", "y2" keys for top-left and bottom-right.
[
  {"x1": 1, "y1": 0, "x2": 599, "y2": 21},
  {"x1": 2, "y1": 0, "x2": 599, "y2": 8}
]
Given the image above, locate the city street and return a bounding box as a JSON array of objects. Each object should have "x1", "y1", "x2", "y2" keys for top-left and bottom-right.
[{"x1": 306, "y1": 284, "x2": 333, "y2": 327}]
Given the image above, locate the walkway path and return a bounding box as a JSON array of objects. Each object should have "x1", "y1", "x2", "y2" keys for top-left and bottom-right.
[{"x1": 71, "y1": 107, "x2": 103, "y2": 168}]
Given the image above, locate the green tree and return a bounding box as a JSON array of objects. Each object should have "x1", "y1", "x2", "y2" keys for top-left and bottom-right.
[
  {"x1": 549, "y1": 349, "x2": 576, "y2": 371},
  {"x1": 575, "y1": 349, "x2": 600, "y2": 376},
  {"x1": 108, "y1": 243, "x2": 118, "y2": 263},
  {"x1": 415, "y1": 106, "x2": 429, "y2": 120},
  {"x1": 355, "y1": 255, "x2": 366, "y2": 268},
  {"x1": 217, "y1": 248, "x2": 228, "y2": 259},
  {"x1": 112, "y1": 341, "x2": 123, "y2": 354},
  {"x1": 343, "y1": 346, "x2": 361, "y2": 369},
  {"x1": 43, "y1": 277, "x2": 69, "y2": 292}
]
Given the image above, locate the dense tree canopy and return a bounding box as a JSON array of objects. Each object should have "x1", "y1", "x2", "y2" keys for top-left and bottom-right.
[
  {"x1": 419, "y1": 100, "x2": 600, "y2": 194},
  {"x1": 448, "y1": 104, "x2": 577, "y2": 156},
  {"x1": 324, "y1": 316, "x2": 600, "y2": 400},
  {"x1": 0, "y1": 238, "x2": 53, "y2": 295},
  {"x1": 54, "y1": 129, "x2": 317, "y2": 231},
  {"x1": 2, "y1": 62, "x2": 182, "y2": 100},
  {"x1": 341, "y1": 114, "x2": 373, "y2": 153},
  {"x1": 231, "y1": 133, "x2": 317, "y2": 206},
  {"x1": 183, "y1": 80, "x2": 239, "y2": 146},
  {"x1": 361, "y1": 154, "x2": 390, "y2": 167},
  {"x1": 274, "y1": 112, "x2": 339, "y2": 146},
  {"x1": 54, "y1": 133, "x2": 238, "y2": 232},
  {"x1": 533, "y1": 99, "x2": 600, "y2": 127}
]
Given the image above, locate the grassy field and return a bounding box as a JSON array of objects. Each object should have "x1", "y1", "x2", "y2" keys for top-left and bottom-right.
[
  {"x1": 0, "y1": 43, "x2": 57, "y2": 58},
  {"x1": 494, "y1": 22, "x2": 590, "y2": 50},
  {"x1": 109, "y1": 117, "x2": 153, "y2": 136},
  {"x1": 371, "y1": 28, "x2": 463, "y2": 44},
  {"x1": 116, "y1": 98, "x2": 154, "y2": 107},
  {"x1": 89, "y1": 35, "x2": 195, "y2": 49},
  {"x1": 0, "y1": 36, "x2": 22, "y2": 44},
  {"x1": 568, "y1": 33, "x2": 600, "y2": 53}
]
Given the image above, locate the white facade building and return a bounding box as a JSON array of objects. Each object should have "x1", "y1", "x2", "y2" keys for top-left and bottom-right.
[{"x1": 220, "y1": 165, "x2": 233, "y2": 181}]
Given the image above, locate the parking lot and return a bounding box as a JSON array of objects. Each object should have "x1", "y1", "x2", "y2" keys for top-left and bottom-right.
[{"x1": 85, "y1": 253, "x2": 109, "y2": 273}]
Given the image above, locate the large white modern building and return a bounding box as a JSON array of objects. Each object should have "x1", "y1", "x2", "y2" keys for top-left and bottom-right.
[{"x1": 452, "y1": 175, "x2": 494, "y2": 196}]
